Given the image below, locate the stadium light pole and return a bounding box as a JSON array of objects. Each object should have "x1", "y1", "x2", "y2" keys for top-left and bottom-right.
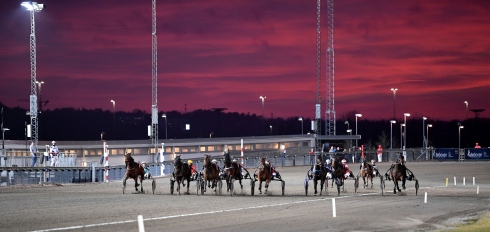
[
  {"x1": 403, "y1": 113, "x2": 410, "y2": 148},
  {"x1": 355, "y1": 114, "x2": 362, "y2": 149},
  {"x1": 347, "y1": 129, "x2": 352, "y2": 150},
  {"x1": 422, "y1": 117, "x2": 427, "y2": 148},
  {"x1": 260, "y1": 96, "x2": 266, "y2": 118},
  {"x1": 390, "y1": 120, "x2": 396, "y2": 150},
  {"x1": 22, "y1": 1, "x2": 45, "y2": 148},
  {"x1": 458, "y1": 124, "x2": 464, "y2": 151},
  {"x1": 400, "y1": 123, "x2": 405, "y2": 149},
  {"x1": 426, "y1": 124, "x2": 432, "y2": 149},
  {"x1": 2, "y1": 128, "x2": 9, "y2": 156},
  {"x1": 110, "y1": 100, "x2": 115, "y2": 138},
  {"x1": 162, "y1": 114, "x2": 167, "y2": 139},
  {"x1": 464, "y1": 101, "x2": 468, "y2": 119},
  {"x1": 391, "y1": 88, "x2": 398, "y2": 119},
  {"x1": 298, "y1": 117, "x2": 303, "y2": 135}
]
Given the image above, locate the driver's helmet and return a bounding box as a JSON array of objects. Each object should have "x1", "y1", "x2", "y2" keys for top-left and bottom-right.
[
  {"x1": 211, "y1": 159, "x2": 217, "y2": 164},
  {"x1": 341, "y1": 159, "x2": 347, "y2": 164},
  {"x1": 371, "y1": 159, "x2": 375, "y2": 164},
  {"x1": 232, "y1": 159, "x2": 238, "y2": 163},
  {"x1": 188, "y1": 160, "x2": 193, "y2": 165},
  {"x1": 51, "y1": 141, "x2": 56, "y2": 145},
  {"x1": 326, "y1": 159, "x2": 331, "y2": 165},
  {"x1": 265, "y1": 160, "x2": 270, "y2": 165},
  {"x1": 141, "y1": 161, "x2": 147, "y2": 167}
]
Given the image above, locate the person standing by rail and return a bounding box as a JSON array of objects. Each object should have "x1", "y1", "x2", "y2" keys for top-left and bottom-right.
[
  {"x1": 30, "y1": 141, "x2": 37, "y2": 167},
  {"x1": 50, "y1": 141, "x2": 60, "y2": 166}
]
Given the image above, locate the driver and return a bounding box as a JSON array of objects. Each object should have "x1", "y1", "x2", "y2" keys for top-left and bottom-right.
[
  {"x1": 371, "y1": 159, "x2": 379, "y2": 175},
  {"x1": 188, "y1": 160, "x2": 197, "y2": 180},
  {"x1": 232, "y1": 158, "x2": 243, "y2": 178},
  {"x1": 265, "y1": 159, "x2": 281, "y2": 179},
  {"x1": 141, "y1": 161, "x2": 151, "y2": 179},
  {"x1": 49, "y1": 141, "x2": 60, "y2": 167},
  {"x1": 341, "y1": 159, "x2": 352, "y2": 178}
]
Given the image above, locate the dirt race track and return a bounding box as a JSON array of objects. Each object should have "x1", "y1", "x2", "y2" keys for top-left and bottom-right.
[{"x1": 1, "y1": 162, "x2": 489, "y2": 232}]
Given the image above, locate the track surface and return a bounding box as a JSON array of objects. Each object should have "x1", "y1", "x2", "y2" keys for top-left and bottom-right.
[{"x1": 1, "y1": 162, "x2": 489, "y2": 232}]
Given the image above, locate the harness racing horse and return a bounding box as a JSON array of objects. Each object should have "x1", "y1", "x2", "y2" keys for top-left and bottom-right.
[
  {"x1": 359, "y1": 159, "x2": 374, "y2": 188},
  {"x1": 203, "y1": 154, "x2": 220, "y2": 193},
  {"x1": 256, "y1": 157, "x2": 272, "y2": 194},
  {"x1": 223, "y1": 149, "x2": 243, "y2": 195},
  {"x1": 173, "y1": 154, "x2": 191, "y2": 195},
  {"x1": 123, "y1": 153, "x2": 145, "y2": 193},
  {"x1": 389, "y1": 160, "x2": 407, "y2": 194},
  {"x1": 311, "y1": 155, "x2": 326, "y2": 195},
  {"x1": 330, "y1": 157, "x2": 354, "y2": 195}
]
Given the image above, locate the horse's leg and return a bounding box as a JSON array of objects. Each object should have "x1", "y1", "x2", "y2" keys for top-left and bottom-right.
[
  {"x1": 177, "y1": 180, "x2": 181, "y2": 195},
  {"x1": 313, "y1": 178, "x2": 318, "y2": 195},
  {"x1": 393, "y1": 179, "x2": 397, "y2": 194},
  {"x1": 402, "y1": 177, "x2": 406, "y2": 190},
  {"x1": 264, "y1": 179, "x2": 270, "y2": 194},
  {"x1": 140, "y1": 176, "x2": 144, "y2": 193},
  {"x1": 134, "y1": 177, "x2": 139, "y2": 192},
  {"x1": 258, "y1": 180, "x2": 263, "y2": 194},
  {"x1": 320, "y1": 178, "x2": 325, "y2": 195}
]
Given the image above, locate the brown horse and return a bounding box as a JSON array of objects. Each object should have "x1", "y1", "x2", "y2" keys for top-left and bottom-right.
[
  {"x1": 359, "y1": 159, "x2": 374, "y2": 189},
  {"x1": 311, "y1": 155, "x2": 326, "y2": 195},
  {"x1": 256, "y1": 157, "x2": 272, "y2": 194},
  {"x1": 124, "y1": 153, "x2": 145, "y2": 193},
  {"x1": 203, "y1": 154, "x2": 220, "y2": 193},
  {"x1": 223, "y1": 149, "x2": 243, "y2": 195},
  {"x1": 330, "y1": 157, "x2": 355, "y2": 195},
  {"x1": 390, "y1": 160, "x2": 407, "y2": 194},
  {"x1": 173, "y1": 154, "x2": 191, "y2": 195}
]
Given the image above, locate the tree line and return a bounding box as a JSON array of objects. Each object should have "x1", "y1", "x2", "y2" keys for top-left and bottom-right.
[{"x1": 1, "y1": 103, "x2": 488, "y2": 149}]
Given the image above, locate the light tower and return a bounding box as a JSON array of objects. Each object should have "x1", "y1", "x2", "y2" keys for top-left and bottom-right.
[
  {"x1": 22, "y1": 2, "x2": 44, "y2": 147},
  {"x1": 314, "y1": 0, "x2": 322, "y2": 152},
  {"x1": 150, "y1": 0, "x2": 158, "y2": 160},
  {"x1": 325, "y1": 0, "x2": 336, "y2": 136}
]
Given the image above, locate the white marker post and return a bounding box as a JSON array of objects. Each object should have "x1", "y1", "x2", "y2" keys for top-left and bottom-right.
[
  {"x1": 477, "y1": 186, "x2": 479, "y2": 195},
  {"x1": 463, "y1": 177, "x2": 465, "y2": 185},
  {"x1": 137, "y1": 215, "x2": 145, "y2": 232},
  {"x1": 424, "y1": 192, "x2": 427, "y2": 203},
  {"x1": 104, "y1": 142, "x2": 109, "y2": 183},
  {"x1": 473, "y1": 177, "x2": 475, "y2": 185},
  {"x1": 454, "y1": 177, "x2": 456, "y2": 185},
  {"x1": 332, "y1": 198, "x2": 336, "y2": 218}
]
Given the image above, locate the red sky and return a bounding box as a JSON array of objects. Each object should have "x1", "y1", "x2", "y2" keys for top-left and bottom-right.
[{"x1": 1, "y1": 0, "x2": 489, "y2": 121}]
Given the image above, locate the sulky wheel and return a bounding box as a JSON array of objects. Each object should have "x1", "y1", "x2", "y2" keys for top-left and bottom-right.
[
  {"x1": 170, "y1": 180, "x2": 175, "y2": 195},
  {"x1": 200, "y1": 179, "x2": 205, "y2": 195},
  {"x1": 152, "y1": 179, "x2": 156, "y2": 194},
  {"x1": 281, "y1": 181, "x2": 285, "y2": 196},
  {"x1": 196, "y1": 179, "x2": 201, "y2": 196},
  {"x1": 415, "y1": 180, "x2": 419, "y2": 196},
  {"x1": 218, "y1": 180, "x2": 223, "y2": 195},
  {"x1": 304, "y1": 179, "x2": 309, "y2": 196}
]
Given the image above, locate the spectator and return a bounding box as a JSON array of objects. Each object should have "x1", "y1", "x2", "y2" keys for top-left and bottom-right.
[
  {"x1": 377, "y1": 145, "x2": 383, "y2": 162},
  {"x1": 50, "y1": 141, "x2": 60, "y2": 167},
  {"x1": 475, "y1": 142, "x2": 481, "y2": 148},
  {"x1": 30, "y1": 141, "x2": 37, "y2": 167}
]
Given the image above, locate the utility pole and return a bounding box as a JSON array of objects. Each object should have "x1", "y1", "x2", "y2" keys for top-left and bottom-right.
[
  {"x1": 325, "y1": 0, "x2": 336, "y2": 136},
  {"x1": 314, "y1": 0, "x2": 321, "y2": 152}
]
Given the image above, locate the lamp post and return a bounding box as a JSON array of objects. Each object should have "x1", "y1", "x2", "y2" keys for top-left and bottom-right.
[
  {"x1": 422, "y1": 117, "x2": 427, "y2": 148},
  {"x1": 298, "y1": 117, "x2": 303, "y2": 135},
  {"x1": 355, "y1": 114, "x2": 362, "y2": 149},
  {"x1": 347, "y1": 129, "x2": 352, "y2": 150},
  {"x1": 426, "y1": 124, "x2": 432, "y2": 149},
  {"x1": 400, "y1": 123, "x2": 405, "y2": 149},
  {"x1": 110, "y1": 100, "x2": 115, "y2": 139},
  {"x1": 22, "y1": 1, "x2": 45, "y2": 148},
  {"x1": 36, "y1": 80, "x2": 44, "y2": 112},
  {"x1": 403, "y1": 113, "x2": 410, "y2": 148},
  {"x1": 390, "y1": 120, "x2": 396, "y2": 150},
  {"x1": 2, "y1": 128, "x2": 9, "y2": 156},
  {"x1": 260, "y1": 96, "x2": 266, "y2": 118},
  {"x1": 391, "y1": 88, "x2": 398, "y2": 119},
  {"x1": 464, "y1": 101, "x2": 468, "y2": 119},
  {"x1": 458, "y1": 123, "x2": 464, "y2": 151},
  {"x1": 162, "y1": 114, "x2": 167, "y2": 139}
]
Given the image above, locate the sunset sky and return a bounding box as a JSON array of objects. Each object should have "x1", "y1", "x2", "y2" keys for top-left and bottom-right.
[{"x1": 1, "y1": 0, "x2": 489, "y2": 121}]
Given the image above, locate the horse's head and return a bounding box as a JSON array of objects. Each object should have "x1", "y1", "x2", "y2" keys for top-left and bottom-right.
[
  {"x1": 204, "y1": 154, "x2": 211, "y2": 165},
  {"x1": 124, "y1": 153, "x2": 133, "y2": 168},
  {"x1": 174, "y1": 154, "x2": 182, "y2": 166}
]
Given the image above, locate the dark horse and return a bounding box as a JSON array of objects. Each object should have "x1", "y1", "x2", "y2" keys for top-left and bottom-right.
[
  {"x1": 203, "y1": 154, "x2": 220, "y2": 193},
  {"x1": 310, "y1": 155, "x2": 326, "y2": 195},
  {"x1": 223, "y1": 149, "x2": 243, "y2": 194},
  {"x1": 173, "y1": 154, "x2": 191, "y2": 195},
  {"x1": 359, "y1": 158, "x2": 374, "y2": 189},
  {"x1": 330, "y1": 157, "x2": 354, "y2": 195},
  {"x1": 124, "y1": 153, "x2": 145, "y2": 192},
  {"x1": 256, "y1": 157, "x2": 272, "y2": 194},
  {"x1": 389, "y1": 160, "x2": 406, "y2": 194}
]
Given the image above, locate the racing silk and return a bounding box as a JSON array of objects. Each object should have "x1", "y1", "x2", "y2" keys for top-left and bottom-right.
[
  {"x1": 343, "y1": 164, "x2": 350, "y2": 175},
  {"x1": 190, "y1": 165, "x2": 197, "y2": 175}
]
